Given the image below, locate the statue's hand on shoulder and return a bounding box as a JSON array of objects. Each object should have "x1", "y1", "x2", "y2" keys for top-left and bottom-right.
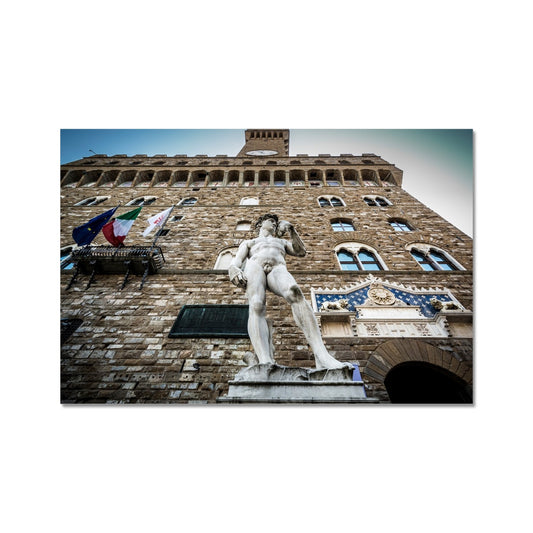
[
  {"x1": 229, "y1": 265, "x2": 247, "y2": 289},
  {"x1": 277, "y1": 220, "x2": 293, "y2": 237}
]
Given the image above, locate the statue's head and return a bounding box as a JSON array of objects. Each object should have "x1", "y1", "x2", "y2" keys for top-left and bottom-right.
[{"x1": 255, "y1": 214, "x2": 279, "y2": 234}]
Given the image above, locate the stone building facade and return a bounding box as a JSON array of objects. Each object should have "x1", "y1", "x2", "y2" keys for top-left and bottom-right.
[{"x1": 60, "y1": 129, "x2": 473, "y2": 404}]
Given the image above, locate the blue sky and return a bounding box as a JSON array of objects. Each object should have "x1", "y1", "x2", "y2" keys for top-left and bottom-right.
[{"x1": 61, "y1": 129, "x2": 473, "y2": 237}]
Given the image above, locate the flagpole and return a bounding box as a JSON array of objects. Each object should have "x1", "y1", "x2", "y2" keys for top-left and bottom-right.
[
  {"x1": 149, "y1": 205, "x2": 175, "y2": 253},
  {"x1": 94, "y1": 203, "x2": 121, "y2": 250},
  {"x1": 85, "y1": 203, "x2": 121, "y2": 289},
  {"x1": 140, "y1": 205, "x2": 175, "y2": 290},
  {"x1": 109, "y1": 204, "x2": 134, "y2": 258},
  {"x1": 68, "y1": 203, "x2": 121, "y2": 289}
]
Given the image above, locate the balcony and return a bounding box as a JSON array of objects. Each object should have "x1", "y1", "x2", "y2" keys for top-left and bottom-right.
[{"x1": 66, "y1": 245, "x2": 165, "y2": 290}]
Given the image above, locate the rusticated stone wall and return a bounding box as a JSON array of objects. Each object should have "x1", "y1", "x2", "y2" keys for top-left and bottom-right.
[
  {"x1": 61, "y1": 149, "x2": 473, "y2": 404},
  {"x1": 61, "y1": 270, "x2": 472, "y2": 403}
]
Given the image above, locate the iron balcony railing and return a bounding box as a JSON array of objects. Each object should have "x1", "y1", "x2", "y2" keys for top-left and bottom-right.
[{"x1": 67, "y1": 245, "x2": 165, "y2": 290}]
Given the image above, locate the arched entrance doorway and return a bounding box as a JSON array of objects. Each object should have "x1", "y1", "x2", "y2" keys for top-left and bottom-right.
[{"x1": 384, "y1": 361, "x2": 472, "y2": 404}]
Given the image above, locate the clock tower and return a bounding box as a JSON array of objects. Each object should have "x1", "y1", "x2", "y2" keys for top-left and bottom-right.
[{"x1": 237, "y1": 129, "x2": 289, "y2": 157}]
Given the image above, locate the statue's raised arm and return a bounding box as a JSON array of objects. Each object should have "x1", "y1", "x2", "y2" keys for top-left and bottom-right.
[{"x1": 277, "y1": 220, "x2": 306, "y2": 257}]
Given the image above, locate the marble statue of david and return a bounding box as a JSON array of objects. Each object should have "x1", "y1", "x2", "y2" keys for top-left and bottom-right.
[{"x1": 228, "y1": 214, "x2": 351, "y2": 370}]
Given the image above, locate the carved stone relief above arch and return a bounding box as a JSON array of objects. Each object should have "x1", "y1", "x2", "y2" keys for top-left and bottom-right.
[{"x1": 311, "y1": 274, "x2": 472, "y2": 338}]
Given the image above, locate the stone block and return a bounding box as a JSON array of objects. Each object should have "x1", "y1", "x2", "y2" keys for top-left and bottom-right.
[{"x1": 220, "y1": 363, "x2": 377, "y2": 403}]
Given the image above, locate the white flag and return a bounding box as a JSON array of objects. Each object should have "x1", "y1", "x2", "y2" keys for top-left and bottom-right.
[{"x1": 143, "y1": 207, "x2": 173, "y2": 237}]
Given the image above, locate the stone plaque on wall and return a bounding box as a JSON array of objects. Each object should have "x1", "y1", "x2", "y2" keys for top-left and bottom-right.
[{"x1": 168, "y1": 305, "x2": 249, "y2": 338}]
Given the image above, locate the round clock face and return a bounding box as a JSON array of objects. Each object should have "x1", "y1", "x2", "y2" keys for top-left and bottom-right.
[{"x1": 246, "y1": 150, "x2": 278, "y2": 156}]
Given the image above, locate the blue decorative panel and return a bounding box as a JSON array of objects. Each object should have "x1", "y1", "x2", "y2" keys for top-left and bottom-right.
[{"x1": 314, "y1": 286, "x2": 454, "y2": 318}]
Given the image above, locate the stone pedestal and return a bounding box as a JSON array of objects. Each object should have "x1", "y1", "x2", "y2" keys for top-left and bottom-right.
[{"x1": 218, "y1": 363, "x2": 378, "y2": 404}]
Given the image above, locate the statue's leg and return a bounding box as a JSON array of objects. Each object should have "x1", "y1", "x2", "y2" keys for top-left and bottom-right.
[
  {"x1": 244, "y1": 262, "x2": 275, "y2": 365},
  {"x1": 267, "y1": 266, "x2": 350, "y2": 370}
]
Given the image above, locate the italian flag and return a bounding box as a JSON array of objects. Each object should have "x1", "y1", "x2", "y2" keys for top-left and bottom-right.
[{"x1": 102, "y1": 207, "x2": 142, "y2": 247}]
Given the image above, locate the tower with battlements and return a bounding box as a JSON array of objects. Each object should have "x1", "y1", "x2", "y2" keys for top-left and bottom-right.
[{"x1": 60, "y1": 129, "x2": 473, "y2": 403}]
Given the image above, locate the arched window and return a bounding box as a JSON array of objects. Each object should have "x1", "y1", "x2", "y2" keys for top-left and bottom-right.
[
  {"x1": 214, "y1": 248, "x2": 239, "y2": 269},
  {"x1": 127, "y1": 196, "x2": 156, "y2": 206},
  {"x1": 179, "y1": 197, "x2": 197, "y2": 206},
  {"x1": 389, "y1": 219, "x2": 413, "y2": 232},
  {"x1": 318, "y1": 196, "x2": 344, "y2": 207},
  {"x1": 335, "y1": 243, "x2": 386, "y2": 271},
  {"x1": 236, "y1": 221, "x2": 251, "y2": 231},
  {"x1": 337, "y1": 250, "x2": 359, "y2": 270},
  {"x1": 240, "y1": 197, "x2": 259, "y2": 205},
  {"x1": 331, "y1": 219, "x2": 355, "y2": 232},
  {"x1": 74, "y1": 196, "x2": 109, "y2": 206},
  {"x1": 407, "y1": 245, "x2": 463, "y2": 271},
  {"x1": 363, "y1": 195, "x2": 390, "y2": 207}
]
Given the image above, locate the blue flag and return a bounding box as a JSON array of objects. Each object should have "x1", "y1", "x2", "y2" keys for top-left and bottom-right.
[{"x1": 72, "y1": 207, "x2": 118, "y2": 246}]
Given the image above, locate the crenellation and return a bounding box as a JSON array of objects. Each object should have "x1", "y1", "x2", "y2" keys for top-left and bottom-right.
[{"x1": 61, "y1": 130, "x2": 472, "y2": 404}]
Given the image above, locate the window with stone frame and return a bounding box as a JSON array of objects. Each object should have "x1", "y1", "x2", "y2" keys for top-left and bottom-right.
[
  {"x1": 318, "y1": 196, "x2": 345, "y2": 207},
  {"x1": 179, "y1": 197, "x2": 197, "y2": 206},
  {"x1": 331, "y1": 219, "x2": 355, "y2": 232},
  {"x1": 236, "y1": 220, "x2": 252, "y2": 231},
  {"x1": 407, "y1": 244, "x2": 463, "y2": 271},
  {"x1": 126, "y1": 196, "x2": 157, "y2": 206},
  {"x1": 389, "y1": 219, "x2": 413, "y2": 232},
  {"x1": 214, "y1": 247, "x2": 240, "y2": 269},
  {"x1": 335, "y1": 243, "x2": 386, "y2": 271},
  {"x1": 410, "y1": 248, "x2": 458, "y2": 271},
  {"x1": 240, "y1": 197, "x2": 259, "y2": 206},
  {"x1": 74, "y1": 196, "x2": 110, "y2": 206},
  {"x1": 363, "y1": 195, "x2": 390, "y2": 207}
]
